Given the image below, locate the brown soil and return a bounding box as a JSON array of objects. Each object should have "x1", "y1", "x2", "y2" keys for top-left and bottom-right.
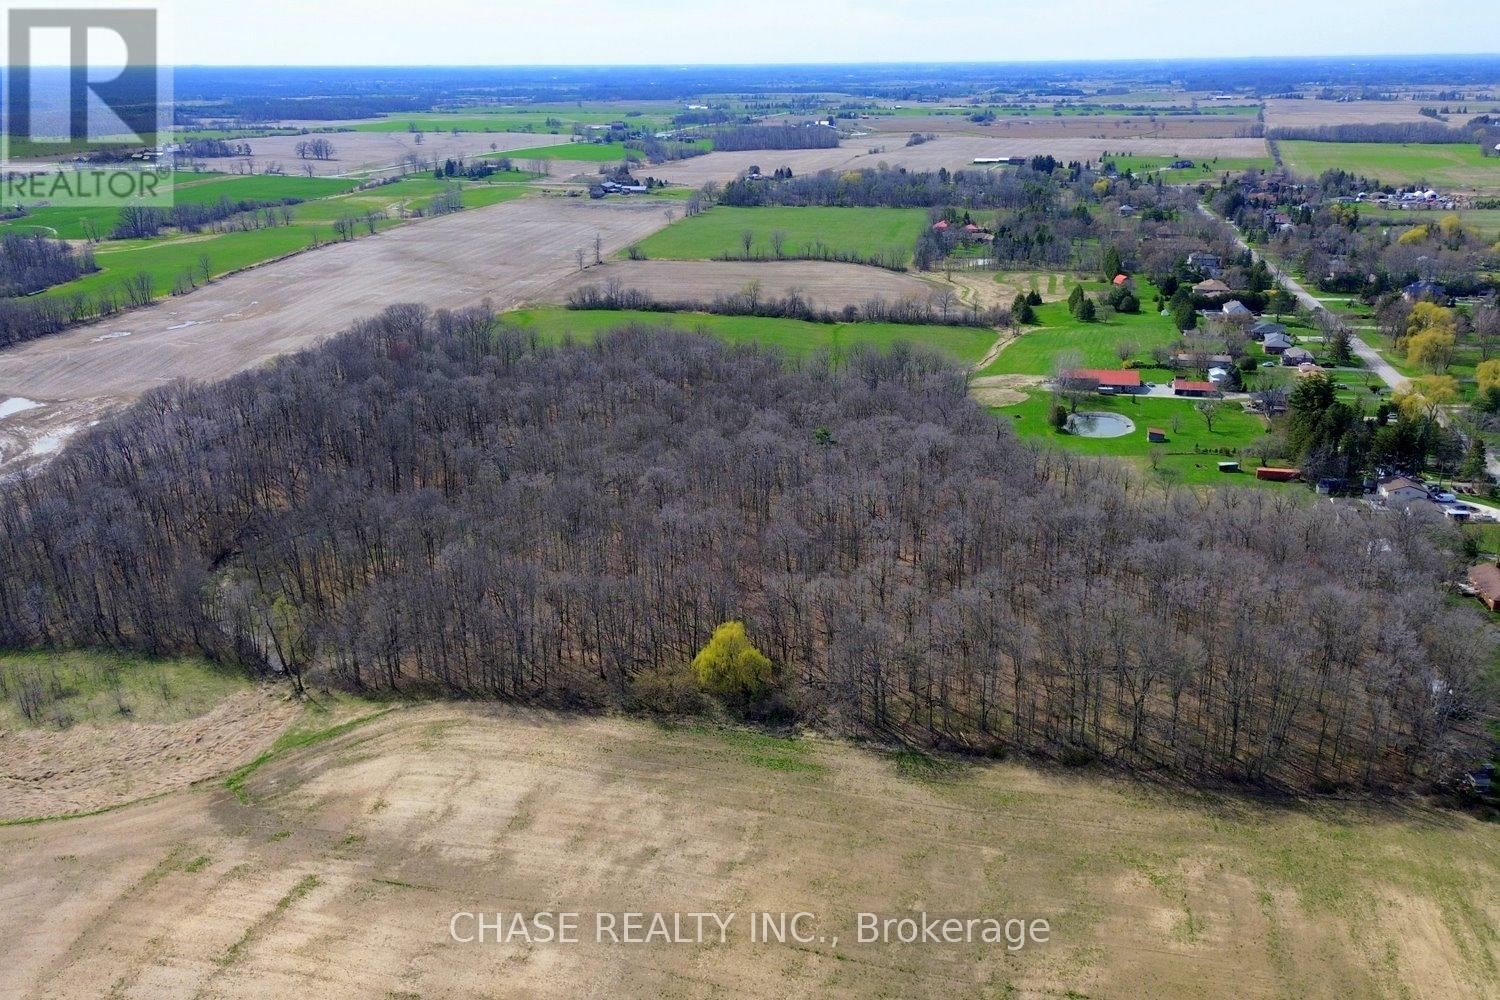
[
  {"x1": 0, "y1": 704, "x2": 1493, "y2": 999},
  {"x1": 0, "y1": 195, "x2": 675, "y2": 477},
  {"x1": 0, "y1": 688, "x2": 298, "y2": 821},
  {"x1": 968, "y1": 373, "x2": 1042, "y2": 406},
  {"x1": 190, "y1": 131, "x2": 550, "y2": 179}
]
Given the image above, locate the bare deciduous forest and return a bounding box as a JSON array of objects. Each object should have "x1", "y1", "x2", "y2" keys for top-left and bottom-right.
[{"x1": 0, "y1": 309, "x2": 1491, "y2": 791}]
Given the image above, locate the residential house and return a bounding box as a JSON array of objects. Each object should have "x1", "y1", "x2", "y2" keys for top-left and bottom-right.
[
  {"x1": 1192, "y1": 278, "x2": 1232, "y2": 297},
  {"x1": 1402, "y1": 279, "x2": 1447, "y2": 303},
  {"x1": 1186, "y1": 251, "x2": 1222, "y2": 277},
  {"x1": 1222, "y1": 300, "x2": 1252, "y2": 319},
  {"x1": 1281, "y1": 346, "x2": 1315, "y2": 366},
  {"x1": 1063, "y1": 369, "x2": 1142, "y2": 393},
  {"x1": 1118, "y1": 204, "x2": 1136, "y2": 216},
  {"x1": 1262, "y1": 330, "x2": 1295, "y2": 355},
  {"x1": 1468, "y1": 563, "x2": 1500, "y2": 612},
  {"x1": 1377, "y1": 475, "x2": 1429, "y2": 505}
]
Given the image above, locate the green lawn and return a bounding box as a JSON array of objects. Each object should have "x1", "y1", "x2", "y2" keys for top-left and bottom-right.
[
  {"x1": 1279, "y1": 141, "x2": 1500, "y2": 193},
  {"x1": 632, "y1": 206, "x2": 928, "y2": 264},
  {"x1": 1101, "y1": 153, "x2": 1274, "y2": 183},
  {"x1": 981, "y1": 281, "x2": 1180, "y2": 376},
  {"x1": 998, "y1": 391, "x2": 1276, "y2": 487},
  {"x1": 502, "y1": 307, "x2": 998, "y2": 367}
]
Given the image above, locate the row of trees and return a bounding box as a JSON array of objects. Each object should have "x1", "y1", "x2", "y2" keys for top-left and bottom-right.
[
  {"x1": 0, "y1": 234, "x2": 95, "y2": 297},
  {"x1": 566, "y1": 278, "x2": 1009, "y2": 328},
  {"x1": 0, "y1": 312, "x2": 1490, "y2": 791},
  {"x1": 705, "y1": 125, "x2": 840, "y2": 151}
]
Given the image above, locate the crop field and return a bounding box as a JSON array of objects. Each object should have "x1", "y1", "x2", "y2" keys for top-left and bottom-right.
[
  {"x1": 30, "y1": 176, "x2": 534, "y2": 303},
  {"x1": 1279, "y1": 141, "x2": 1500, "y2": 193},
  {"x1": 499, "y1": 140, "x2": 642, "y2": 162},
  {"x1": 631, "y1": 205, "x2": 928, "y2": 263},
  {"x1": 503, "y1": 306, "x2": 999, "y2": 366},
  {"x1": 979, "y1": 281, "x2": 1180, "y2": 376},
  {"x1": 1264, "y1": 98, "x2": 1493, "y2": 130},
  {"x1": 184, "y1": 130, "x2": 550, "y2": 177},
  {"x1": 998, "y1": 390, "x2": 1274, "y2": 487},
  {"x1": 352, "y1": 108, "x2": 671, "y2": 134},
  {"x1": 0, "y1": 196, "x2": 675, "y2": 476},
  {"x1": 550, "y1": 259, "x2": 940, "y2": 312},
  {"x1": 1, "y1": 702, "x2": 1494, "y2": 998}
]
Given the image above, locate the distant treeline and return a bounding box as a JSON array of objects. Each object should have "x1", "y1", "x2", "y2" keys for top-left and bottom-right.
[
  {"x1": 706, "y1": 125, "x2": 840, "y2": 151},
  {"x1": 110, "y1": 196, "x2": 305, "y2": 239},
  {"x1": 635, "y1": 138, "x2": 710, "y2": 163},
  {"x1": 0, "y1": 312, "x2": 1489, "y2": 792},
  {"x1": 565, "y1": 280, "x2": 1009, "y2": 328},
  {"x1": 1267, "y1": 121, "x2": 1485, "y2": 144},
  {"x1": 0, "y1": 233, "x2": 96, "y2": 297},
  {"x1": 718, "y1": 165, "x2": 1068, "y2": 210},
  {"x1": 185, "y1": 95, "x2": 429, "y2": 124},
  {"x1": 179, "y1": 138, "x2": 252, "y2": 158}
]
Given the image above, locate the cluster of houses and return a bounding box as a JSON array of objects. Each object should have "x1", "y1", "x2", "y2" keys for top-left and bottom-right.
[{"x1": 931, "y1": 219, "x2": 994, "y2": 242}]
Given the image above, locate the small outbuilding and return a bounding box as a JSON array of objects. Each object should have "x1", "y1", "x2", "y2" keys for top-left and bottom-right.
[{"x1": 1147, "y1": 428, "x2": 1167, "y2": 443}]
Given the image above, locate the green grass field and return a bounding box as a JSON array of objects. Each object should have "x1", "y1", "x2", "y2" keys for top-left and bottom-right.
[
  {"x1": 1101, "y1": 153, "x2": 1274, "y2": 183},
  {"x1": 0, "y1": 172, "x2": 363, "y2": 241},
  {"x1": 999, "y1": 391, "x2": 1274, "y2": 487},
  {"x1": 1357, "y1": 206, "x2": 1500, "y2": 240},
  {"x1": 631, "y1": 205, "x2": 928, "y2": 263},
  {"x1": 501, "y1": 141, "x2": 641, "y2": 162},
  {"x1": 502, "y1": 307, "x2": 999, "y2": 366},
  {"x1": 34, "y1": 175, "x2": 532, "y2": 302},
  {"x1": 1280, "y1": 141, "x2": 1500, "y2": 193},
  {"x1": 980, "y1": 280, "x2": 1179, "y2": 376},
  {"x1": 0, "y1": 649, "x2": 249, "y2": 730}
]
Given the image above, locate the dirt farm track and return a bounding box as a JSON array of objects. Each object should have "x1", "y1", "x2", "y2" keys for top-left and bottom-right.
[{"x1": 1, "y1": 704, "x2": 1494, "y2": 999}]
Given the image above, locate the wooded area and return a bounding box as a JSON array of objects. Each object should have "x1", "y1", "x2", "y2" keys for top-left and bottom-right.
[{"x1": 0, "y1": 310, "x2": 1490, "y2": 790}]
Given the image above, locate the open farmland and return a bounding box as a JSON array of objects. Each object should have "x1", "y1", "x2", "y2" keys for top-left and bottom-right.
[
  {"x1": 502, "y1": 306, "x2": 1000, "y2": 366},
  {"x1": 0, "y1": 196, "x2": 676, "y2": 476},
  {"x1": 550, "y1": 259, "x2": 941, "y2": 312},
  {"x1": 1100, "y1": 153, "x2": 1276, "y2": 182},
  {"x1": 1, "y1": 703, "x2": 1495, "y2": 999},
  {"x1": 862, "y1": 112, "x2": 1264, "y2": 140},
  {"x1": 184, "y1": 130, "x2": 551, "y2": 177},
  {"x1": 645, "y1": 136, "x2": 1273, "y2": 186},
  {"x1": 631, "y1": 205, "x2": 928, "y2": 263},
  {"x1": 1264, "y1": 98, "x2": 1492, "y2": 130},
  {"x1": 1279, "y1": 141, "x2": 1500, "y2": 193}
]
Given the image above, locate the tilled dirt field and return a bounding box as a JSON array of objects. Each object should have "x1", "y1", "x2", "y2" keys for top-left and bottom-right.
[
  {"x1": 863, "y1": 115, "x2": 1263, "y2": 139},
  {"x1": 648, "y1": 136, "x2": 1271, "y2": 186},
  {"x1": 550, "y1": 259, "x2": 943, "y2": 311},
  {"x1": 1264, "y1": 99, "x2": 1487, "y2": 130},
  {"x1": 0, "y1": 195, "x2": 675, "y2": 476},
  {"x1": 0, "y1": 689, "x2": 299, "y2": 822},
  {"x1": 188, "y1": 131, "x2": 550, "y2": 178},
  {"x1": 0, "y1": 704, "x2": 1494, "y2": 999}
]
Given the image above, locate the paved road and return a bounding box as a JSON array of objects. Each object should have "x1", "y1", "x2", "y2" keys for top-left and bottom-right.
[{"x1": 1196, "y1": 203, "x2": 1408, "y2": 390}]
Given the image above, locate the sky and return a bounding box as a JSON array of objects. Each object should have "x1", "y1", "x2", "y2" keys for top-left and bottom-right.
[{"x1": 17, "y1": 0, "x2": 1500, "y2": 66}]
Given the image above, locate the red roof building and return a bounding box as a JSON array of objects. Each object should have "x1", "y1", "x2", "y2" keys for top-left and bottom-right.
[
  {"x1": 1066, "y1": 368, "x2": 1141, "y2": 389},
  {"x1": 932, "y1": 219, "x2": 951, "y2": 231},
  {"x1": 1172, "y1": 378, "x2": 1218, "y2": 396},
  {"x1": 1112, "y1": 274, "x2": 1130, "y2": 286}
]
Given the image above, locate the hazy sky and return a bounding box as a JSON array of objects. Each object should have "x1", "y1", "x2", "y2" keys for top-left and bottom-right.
[{"x1": 39, "y1": 0, "x2": 1500, "y2": 65}]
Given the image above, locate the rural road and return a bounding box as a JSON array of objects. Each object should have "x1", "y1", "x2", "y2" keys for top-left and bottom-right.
[
  {"x1": 1197, "y1": 203, "x2": 1409, "y2": 390},
  {"x1": 0, "y1": 194, "x2": 676, "y2": 476}
]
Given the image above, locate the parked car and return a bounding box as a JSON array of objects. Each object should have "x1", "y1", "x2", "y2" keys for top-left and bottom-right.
[{"x1": 1432, "y1": 491, "x2": 1457, "y2": 504}]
